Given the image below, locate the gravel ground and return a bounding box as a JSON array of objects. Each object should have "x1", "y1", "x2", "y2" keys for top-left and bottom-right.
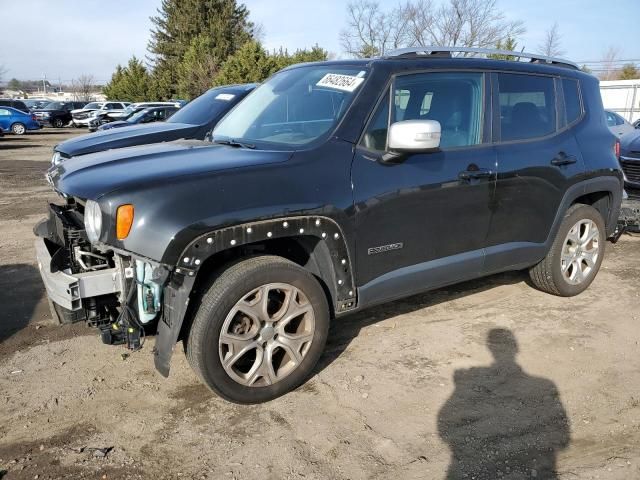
[{"x1": 0, "y1": 128, "x2": 639, "y2": 480}]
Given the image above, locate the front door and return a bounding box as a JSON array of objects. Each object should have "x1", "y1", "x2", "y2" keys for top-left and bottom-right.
[{"x1": 352, "y1": 71, "x2": 496, "y2": 305}]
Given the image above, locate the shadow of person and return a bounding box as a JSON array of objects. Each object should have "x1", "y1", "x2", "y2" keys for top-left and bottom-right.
[{"x1": 438, "y1": 328, "x2": 570, "y2": 480}]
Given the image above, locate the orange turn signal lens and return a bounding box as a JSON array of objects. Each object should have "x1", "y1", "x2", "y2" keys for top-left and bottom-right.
[{"x1": 116, "y1": 204, "x2": 134, "y2": 240}]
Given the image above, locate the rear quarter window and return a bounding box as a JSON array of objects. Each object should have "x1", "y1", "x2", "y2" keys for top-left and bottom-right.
[{"x1": 562, "y1": 79, "x2": 582, "y2": 125}]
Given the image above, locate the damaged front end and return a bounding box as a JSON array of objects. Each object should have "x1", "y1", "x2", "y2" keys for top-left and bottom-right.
[{"x1": 34, "y1": 198, "x2": 168, "y2": 351}]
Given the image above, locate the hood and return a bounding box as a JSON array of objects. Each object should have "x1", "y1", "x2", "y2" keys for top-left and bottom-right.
[
  {"x1": 620, "y1": 130, "x2": 640, "y2": 154},
  {"x1": 71, "y1": 108, "x2": 96, "y2": 114},
  {"x1": 48, "y1": 141, "x2": 291, "y2": 200},
  {"x1": 55, "y1": 122, "x2": 198, "y2": 157},
  {"x1": 99, "y1": 121, "x2": 129, "y2": 129}
]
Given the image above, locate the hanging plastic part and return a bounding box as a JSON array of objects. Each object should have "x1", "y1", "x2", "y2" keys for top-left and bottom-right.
[{"x1": 135, "y1": 260, "x2": 161, "y2": 323}]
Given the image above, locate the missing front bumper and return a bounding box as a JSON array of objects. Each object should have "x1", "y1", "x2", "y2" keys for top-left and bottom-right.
[{"x1": 34, "y1": 235, "x2": 123, "y2": 312}]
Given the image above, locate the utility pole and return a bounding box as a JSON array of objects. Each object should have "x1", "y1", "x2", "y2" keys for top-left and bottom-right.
[{"x1": 42, "y1": 74, "x2": 47, "y2": 95}]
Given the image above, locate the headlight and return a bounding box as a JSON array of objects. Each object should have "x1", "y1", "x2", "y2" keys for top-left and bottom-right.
[
  {"x1": 51, "y1": 151, "x2": 61, "y2": 165},
  {"x1": 84, "y1": 200, "x2": 102, "y2": 243}
]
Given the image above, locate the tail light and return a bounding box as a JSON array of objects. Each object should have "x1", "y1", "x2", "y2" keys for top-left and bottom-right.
[{"x1": 614, "y1": 140, "x2": 620, "y2": 158}]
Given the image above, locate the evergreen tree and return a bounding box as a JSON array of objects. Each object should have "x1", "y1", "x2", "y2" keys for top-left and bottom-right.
[
  {"x1": 215, "y1": 42, "x2": 329, "y2": 86},
  {"x1": 148, "y1": 0, "x2": 254, "y2": 97},
  {"x1": 488, "y1": 37, "x2": 519, "y2": 60},
  {"x1": 103, "y1": 57, "x2": 153, "y2": 101},
  {"x1": 177, "y1": 34, "x2": 220, "y2": 99}
]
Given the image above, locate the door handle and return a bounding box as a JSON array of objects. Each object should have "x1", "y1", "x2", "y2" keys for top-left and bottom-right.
[
  {"x1": 459, "y1": 169, "x2": 494, "y2": 181},
  {"x1": 551, "y1": 152, "x2": 577, "y2": 166}
]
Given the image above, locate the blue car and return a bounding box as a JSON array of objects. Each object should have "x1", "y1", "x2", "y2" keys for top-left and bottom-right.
[{"x1": 0, "y1": 106, "x2": 42, "y2": 135}]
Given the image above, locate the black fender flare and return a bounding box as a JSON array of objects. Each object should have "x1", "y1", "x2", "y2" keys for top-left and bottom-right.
[{"x1": 154, "y1": 215, "x2": 356, "y2": 377}]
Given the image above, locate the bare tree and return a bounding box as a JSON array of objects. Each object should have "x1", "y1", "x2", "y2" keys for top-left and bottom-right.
[
  {"x1": 71, "y1": 74, "x2": 96, "y2": 101},
  {"x1": 341, "y1": 0, "x2": 525, "y2": 58},
  {"x1": 339, "y1": 0, "x2": 410, "y2": 58},
  {"x1": 600, "y1": 46, "x2": 621, "y2": 81},
  {"x1": 0, "y1": 64, "x2": 7, "y2": 84},
  {"x1": 538, "y1": 22, "x2": 564, "y2": 57}
]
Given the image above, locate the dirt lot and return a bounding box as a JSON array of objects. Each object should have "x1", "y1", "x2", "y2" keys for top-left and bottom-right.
[{"x1": 0, "y1": 128, "x2": 639, "y2": 480}]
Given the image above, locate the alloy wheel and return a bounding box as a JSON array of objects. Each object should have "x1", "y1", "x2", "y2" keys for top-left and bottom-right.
[
  {"x1": 560, "y1": 219, "x2": 600, "y2": 285},
  {"x1": 219, "y1": 283, "x2": 315, "y2": 387}
]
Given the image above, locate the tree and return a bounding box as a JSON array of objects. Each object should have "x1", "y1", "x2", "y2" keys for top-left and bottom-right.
[
  {"x1": 103, "y1": 57, "x2": 153, "y2": 101},
  {"x1": 0, "y1": 64, "x2": 6, "y2": 84},
  {"x1": 177, "y1": 34, "x2": 221, "y2": 99},
  {"x1": 539, "y1": 22, "x2": 564, "y2": 57},
  {"x1": 340, "y1": 1, "x2": 409, "y2": 57},
  {"x1": 214, "y1": 42, "x2": 329, "y2": 86},
  {"x1": 340, "y1": 0, "x2": 525, "y2": 58},
  {"x1": 618, "y1": 63, "x2": 639, "y2": 80},
  {"x1": 488, "y1": 36, "x2": 520, "y2": 60},
  {"x1": 147, "y1": 0, "x2": 255, "y2": 97},
  {"x1": 7, "y1": 78, "x2": 21, "y2": 91},
  {"x1": 72, "y1": 74, "x2": 96, "y2": 101},
  {"x1": 600, "y1": 46, "x2": 620, "y2": 81}
]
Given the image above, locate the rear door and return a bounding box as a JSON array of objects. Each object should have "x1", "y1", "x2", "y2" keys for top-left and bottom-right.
[
  {"x1": 352, "y1": 70, "x2": 496, "y2": 302},
  {"x1": 486, "y1": 72, "x2": 585, "y2": 272},
  {"x1": 0, "y1": 108, "x2": 11, "y2": 131}
]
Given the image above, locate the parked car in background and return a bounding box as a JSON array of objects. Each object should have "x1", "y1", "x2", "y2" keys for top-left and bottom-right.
[
  {"x1": 605, "y1": 110, "x2": 635, "y2": 137},
  {"x1": 633, "y1": 118, "x2": 640, "y2": 129},
  {"x1": 96, "y1": 106, "x2": 179, "y2": 131},
  {"x1": 71, "y1": 102, "x2": 105, "y2": 127},
  {"x1": 21, "y1": 98, "x2": 53, "y2": 111},
  {"x1": 0, "y1": 98, "x2": 30, "y2": 113},
  {"x1": 107, "y1": 102, "x2": 181, "y2": 121},
  {"x1": 88, "y1": 102, "x2": 180, "y2": 131},
  {"x1": 52, "y1": 84, "x2": 256, "y2": 162},
  {"x1": 72, "y1": 101, "x2": 129, "y2": 128},
  {"x1": 0, "y1": 106, "x2": 42, "y2": 134},
  {"x1": 33, "y1": 101, "x2": 87, "y2": 127},
  {"x1": 619, "y1": 130, "x2": 640, "y2": 190},
  {"x1": 38, "y1": 49, "x2": 623, "y2": 403}
]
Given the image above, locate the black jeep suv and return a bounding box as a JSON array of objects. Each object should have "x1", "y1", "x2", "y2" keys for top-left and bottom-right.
[
  {"x1": 35, "y1": 47, "x2": 622, "y2": 404},
  {"x1": 34, "y1": 101, "x2": 87, "y2": 128}
]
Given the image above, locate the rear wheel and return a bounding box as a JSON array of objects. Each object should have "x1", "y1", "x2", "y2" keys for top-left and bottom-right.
[
  {"x1": 186, "y1": 256, "x2": 330, "y2": 404},
  {"x1": 529, "y1": 204, "x2": 606, "y2": 296},
  {"x1": 52, "y1": 118, "x2": 65, "y2": 128},
  {"x1": 11, "y1": 123, "x2": 26, "y2": 135}
]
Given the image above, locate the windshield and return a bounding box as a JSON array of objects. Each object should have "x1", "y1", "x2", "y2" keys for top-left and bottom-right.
[
  {"x1": 168, "y1": 88, "x2": 242, "y2": 125},
  {"x1": 85, "y1": 102, "x2": 102, "y2": 109},
  {"x1": 43, "y1": 102, "x2": 63, "y2": 110},
  {"x1": 213, "y1": 66, "x2": 368, "y2": 148},
  {"x1": 127, "y1": 109, "x2": 151, "y2": 123}
]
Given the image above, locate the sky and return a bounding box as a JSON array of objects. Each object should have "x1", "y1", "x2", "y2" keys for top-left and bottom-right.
[{"x1": 1, "y1": 0, "x2": 638, "y2": 83}]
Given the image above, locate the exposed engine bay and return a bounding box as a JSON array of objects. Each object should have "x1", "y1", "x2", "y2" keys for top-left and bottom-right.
[{"x1": 34, "y1": 197, "x2": 167, "y2": 351}]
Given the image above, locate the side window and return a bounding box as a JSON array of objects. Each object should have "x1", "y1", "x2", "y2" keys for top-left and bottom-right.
[
  {"x1": 498, "y1": 73, "x2": 556, "y2": 141},
  {"x1": 605, "y1": 111, "x2": 616, "y2": 127},
  {"x1": 562, "y1": 78, "x2": 582, "y2": 125},
  {"x1": 0, "y1": 109, "x2": 11, "y2": 116},
  {"x1": 614, "y1": 112, "x2": 626, "y2": 125},
  {"x1": 361, "y1": 91, "x2": 390, "y2": 151},
  {"x1": 394, "y1": 72, "x2": 484, "y2": 148}
]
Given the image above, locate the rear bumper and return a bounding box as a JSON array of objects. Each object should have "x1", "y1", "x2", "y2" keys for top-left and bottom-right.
[{"x1": 34, "y1": 224, "x2": 122, "y2": 311}]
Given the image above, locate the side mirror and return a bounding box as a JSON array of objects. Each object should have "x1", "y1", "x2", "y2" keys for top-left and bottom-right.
[{"x1": 388, "y1": 120, "x2": 441, "y2": 152}]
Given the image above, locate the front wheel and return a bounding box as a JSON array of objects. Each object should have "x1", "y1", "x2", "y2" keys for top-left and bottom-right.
[
  {"x1": 186, "y1": 256, "x2": 330, "y2": 404},
  {"x1": 529, "y1": 204, "x2": 606, "y2": 296},
  {"x1": 11, "y1": 123, "x2": 26, "y2": 135},
  {"x1": 52, "y1": 118, "x2": 65, "y2": 128}
]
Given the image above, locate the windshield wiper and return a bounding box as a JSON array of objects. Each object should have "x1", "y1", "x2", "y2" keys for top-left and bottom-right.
[{"x1": 213, "y1": 139, "x2": 256, "y2": 149}]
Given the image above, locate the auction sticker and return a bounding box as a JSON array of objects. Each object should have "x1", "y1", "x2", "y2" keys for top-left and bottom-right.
[
  {"x1": 317, "y1": 73, "x2": 365, "y2": 92},
  {"x1": 215, "y1": 93, "x2": 236, "y2": 101}
]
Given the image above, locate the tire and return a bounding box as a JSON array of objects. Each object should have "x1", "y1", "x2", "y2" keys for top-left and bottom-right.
[
  {"x1": 52, "y1": 118, "x2": 64, "y2": 128},
  {"x1": 186, "y1": 255, "x2": 330, "y2": 404},
  {"x1": 11, "y1": 123, "x2": 26, "y2": 135},
  {"x1": 529, "y1": 204, "x2": 606, "y2": 296}
]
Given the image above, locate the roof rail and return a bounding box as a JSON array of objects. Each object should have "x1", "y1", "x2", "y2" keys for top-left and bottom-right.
[{"x1": 385, "y1": 46, "x2": 579, "y2": 70}]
